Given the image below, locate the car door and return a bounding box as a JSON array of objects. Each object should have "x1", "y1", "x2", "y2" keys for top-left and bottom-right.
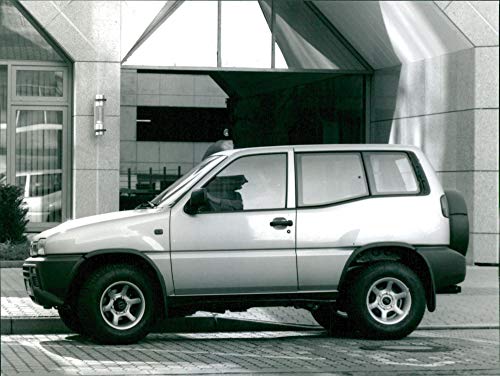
[
  {"x1": 170, "y1": 151, "x2": 297, "y2": 295},
  {"x1": 295, "y1": 151, "x2": 370, "y2": 291}
]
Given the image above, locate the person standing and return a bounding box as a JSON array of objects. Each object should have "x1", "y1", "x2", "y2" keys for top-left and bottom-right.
[{"x1": 202, "y1": 128, "x2": 233, "y2": 160}]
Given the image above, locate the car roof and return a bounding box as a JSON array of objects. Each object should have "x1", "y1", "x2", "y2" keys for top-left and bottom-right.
[{"x1": 214, "y1": 144, "x2": 422, "y2": 157}]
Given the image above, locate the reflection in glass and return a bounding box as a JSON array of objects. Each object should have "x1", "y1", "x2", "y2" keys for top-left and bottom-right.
[
  {"x1": 202, "y1": 154, "x2": 286, "y2": 212},
  {"x1": 15, "y1": 110, "x2": 63, "y2": 223},
  {"x1": 16, "y1": 70, "x2": 63, "y2": 97},
  {"x1": 366, "y1": 153, "x2": 419, "y2": 195},
  {"x1": 297, "y1": 153, "x2": 368, "y2": 206},
  {"x1": 0, "y1": 66, "x2": 6, "y2": 184},
  {"x1": 0, "y1": 0, "x2": 63, "y2": 61}
]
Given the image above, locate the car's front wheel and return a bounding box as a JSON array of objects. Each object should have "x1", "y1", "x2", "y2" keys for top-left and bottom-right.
[
  {"x1": 349, "y1": 262, "x2": 425, "y2": 339},
  {"x1": 76, "y1": 264, "x2": 155, "y2": 344},
  {"x1": 57, "y1": 306, "x2": 82, "y2": 334}
]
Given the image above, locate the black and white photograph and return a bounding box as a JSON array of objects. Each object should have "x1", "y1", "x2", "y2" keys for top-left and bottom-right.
[{"x1": 0, "y1": 0, "x2": 498, "y2": 375}]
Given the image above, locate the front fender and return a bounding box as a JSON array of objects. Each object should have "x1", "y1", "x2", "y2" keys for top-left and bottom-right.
[{"x1": 65, "y1": 249, "x2": 169, "y2": 316}]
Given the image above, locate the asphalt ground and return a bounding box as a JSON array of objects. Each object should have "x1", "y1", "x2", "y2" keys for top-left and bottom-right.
[{"x1": 1, "y1": 329, "x2": 499, "y2": 375}]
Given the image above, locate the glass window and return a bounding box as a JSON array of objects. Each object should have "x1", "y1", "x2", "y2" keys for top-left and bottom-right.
[
  {"x1": 15, "y1": 109, "x2": 63, "y2": 223},
  {"x1": 125, "y1": 1, "x2": 218, "y2": 67},
  {"x1": 297, "y1": 153, "x2": 368, "y2": 207},
  {"x1": 152, "y1": 154, "x2": 226, "y2": 207},
  {"x1": 202, "y1": 153, "x2": 287, "y2": 212},
  {"x1": 0, "y1": 0, "x2": 63, "y2": 61},
  {"x1": 364, "y1": 152, "x2": 420, "y2": 195},
  {"x1": 16, "y1": 70, "x2": 64, "y2": 97},
  {"x1": 221, "y1": 1, "x2": 271, "y2": 68},
  {"x1": 0, "y1": 66, "x2": 6, "y2": 184}
]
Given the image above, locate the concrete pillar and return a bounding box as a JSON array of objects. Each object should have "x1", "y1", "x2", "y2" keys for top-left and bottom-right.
[
  {"x1": 21, "y1": 0, "x2": 121, "y2": 218},
  {"x1": 370, "y1": 0, "x2": 499, "y2": 264}
]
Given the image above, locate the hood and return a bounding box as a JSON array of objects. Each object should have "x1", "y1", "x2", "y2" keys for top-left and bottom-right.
[{"x1": 34, "y1": 209, "x2": 158, "y2": 241}]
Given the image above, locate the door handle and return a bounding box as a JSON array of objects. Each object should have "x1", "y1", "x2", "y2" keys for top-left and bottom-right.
[{"x1": 270, "y1": 217, "x2": 293, "y2": 227}]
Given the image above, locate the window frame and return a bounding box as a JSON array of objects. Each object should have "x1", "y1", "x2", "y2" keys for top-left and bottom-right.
[
  {"x1": 11, "y1": 105, "x2": 69, "y2": 230},
  {"x1": 192, "y1": 152, "x2": 289, "y2": 214},
  {"x1": 295, "y1": 151, "x2": 369, "y2": 209},
  {"x1": 362, "y1": 151, "x2": 421, "y2": 196},
  {"x1": 294, "y1": 150, "x2": 430, "y2": 210},
  {"x1": 12, "y1": 65, "x2": 69, "y2": 104}
]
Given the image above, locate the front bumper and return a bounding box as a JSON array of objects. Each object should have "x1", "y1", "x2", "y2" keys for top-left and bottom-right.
[{"x1": 23, "y1": 255, "x2": 82, "y2": 308}]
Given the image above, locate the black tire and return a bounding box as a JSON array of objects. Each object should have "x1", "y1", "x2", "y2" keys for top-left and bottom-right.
[
  {"x1": 349, "y1": 262, "x2": 425, "y2": 340},
  {"x1": 310, "y1": 305, "x2": 353, "y2": 336},
  {"x1": 76, "y1": 264, "x2": 155, "y2": 345},
  {"x1": 58, "y1": 306, "x2": 82, "y2": 334}
]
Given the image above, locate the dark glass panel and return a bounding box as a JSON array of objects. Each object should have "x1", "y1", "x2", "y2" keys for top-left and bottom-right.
[
  {"x1": 137, "y1": 106, "x2": 230, "y2": 142},
  {"x1": 16, "y1": 70, "x2": 64, "y2": 97}
]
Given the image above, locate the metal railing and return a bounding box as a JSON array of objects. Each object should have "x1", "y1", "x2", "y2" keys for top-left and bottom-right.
[{"x1": 119, "y1": 166, "x2": 183, "y2": 210}]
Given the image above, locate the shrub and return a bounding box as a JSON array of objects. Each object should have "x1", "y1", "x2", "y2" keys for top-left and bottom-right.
[
  {"x1": 0, "y1": 184, "x2": 29, "y2": 243},
  {"x1": 0, "y1": 240, "x2": 30, "y2": 261}
]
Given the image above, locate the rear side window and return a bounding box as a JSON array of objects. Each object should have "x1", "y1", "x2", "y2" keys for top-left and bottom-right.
[
  {"x1": 364, "y1": 152, "x2": 420, "y2": 195},
  {"x1": 296, "y1": 153, "x2": 368, "y2": 207}
]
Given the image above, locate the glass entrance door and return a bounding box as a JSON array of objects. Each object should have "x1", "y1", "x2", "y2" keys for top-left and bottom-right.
[
  {"x1": 0, "y1": 65, "x2": 6, "y2": 185},
  {"x1": 12, "y1": 107, "x2": 67, "y2": 225}
]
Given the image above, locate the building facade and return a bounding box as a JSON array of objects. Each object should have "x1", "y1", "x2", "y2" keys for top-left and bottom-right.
[{"x1": 0, "y1": 0, "x2": 498, "y2": 264}]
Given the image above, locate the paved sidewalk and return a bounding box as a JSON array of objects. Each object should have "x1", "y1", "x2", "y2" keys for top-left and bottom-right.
[
  {"x1": 2, "y1": 330, "x2": 499, "y2": 375},
  {"x1": 1, "y1": 266, "x2": 498, "y2": 333}
]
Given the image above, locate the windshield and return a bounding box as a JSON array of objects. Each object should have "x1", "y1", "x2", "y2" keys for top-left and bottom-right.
[{"x1": 150, "y1": 154, "x2": 226, "y2": 206}]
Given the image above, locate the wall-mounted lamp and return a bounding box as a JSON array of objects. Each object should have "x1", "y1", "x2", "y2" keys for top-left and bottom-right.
[{"x1": 94, "y1": 94, "x2": 106, "y2": 136}]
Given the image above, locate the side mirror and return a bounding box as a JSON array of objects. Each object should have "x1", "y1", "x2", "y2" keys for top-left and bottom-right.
[{"x1": 184, "y1": 188, "x2": 207, "y2": 215}]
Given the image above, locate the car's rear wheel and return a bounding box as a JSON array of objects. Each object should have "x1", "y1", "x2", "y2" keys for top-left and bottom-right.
[
  {"x1": 349, "y1": 262, "x2": 425, "y2": 339},
  {"x1": 76, "y1": 264, "x2": 155, "y2": 344},
  {"x1": 310, "y1": 305, "x2": 353, "y2": 335}
]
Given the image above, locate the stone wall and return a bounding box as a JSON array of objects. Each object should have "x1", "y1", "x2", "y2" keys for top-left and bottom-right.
[
  {"x1": 370, "y1": 1, "x2": 499, "y2": 264},
  {"x1": 21, "y1": 0, "x2": 121, "y2": 218}
]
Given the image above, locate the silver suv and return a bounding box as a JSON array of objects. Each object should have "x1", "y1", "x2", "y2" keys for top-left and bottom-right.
[{"x1": 24, "y1": 145, "x2": 469, "y2": 344}]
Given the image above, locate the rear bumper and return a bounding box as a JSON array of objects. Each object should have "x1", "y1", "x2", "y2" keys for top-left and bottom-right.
[
  {"x1": 416, "y1": 246, "x2": 466, "y2": 291},
  {"x1": 23, "y1": 255, "x2": 82, "y2": 308}
]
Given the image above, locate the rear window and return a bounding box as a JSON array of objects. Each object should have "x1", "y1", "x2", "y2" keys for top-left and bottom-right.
[
  {"x1": 296, "y1": 152, "x2": 368, "y2": 207},
  {"x1": 364, "y1": 152, "x2": 419, "y2": 195}
]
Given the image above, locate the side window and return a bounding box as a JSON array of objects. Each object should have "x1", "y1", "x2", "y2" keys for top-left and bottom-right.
[
  {"x1": 201, "y1": 153, "x2": 287, "y2": 212},
  {"x1": 364, "y1": 152, "x2": 420, "y2": 195},
  {"x1": 296, "y1": 153, "x2": 368, "y2": 207}
]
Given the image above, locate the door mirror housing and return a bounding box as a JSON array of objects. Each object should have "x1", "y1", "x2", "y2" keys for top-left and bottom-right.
[{"x1": 184, "y1": 188, "x2": 207, "y2": 215}]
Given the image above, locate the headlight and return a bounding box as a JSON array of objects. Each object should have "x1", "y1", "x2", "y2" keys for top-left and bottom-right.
[
  {"x1": 29, "y1": 241, "x2": 38, "y2": 257},
  {"x1": 37, "y1": 239, "x2": 46, "y2": 255},
  {"x1": 30, "y1": 239, "x2": 46, "y2": 256}
]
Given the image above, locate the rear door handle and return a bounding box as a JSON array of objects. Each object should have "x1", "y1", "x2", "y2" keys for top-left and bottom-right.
[{"x1": 270, "y1": 217, "x2": 293, "y2": 227}]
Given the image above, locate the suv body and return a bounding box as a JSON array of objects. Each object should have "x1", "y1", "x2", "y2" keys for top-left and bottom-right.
[{"x1": 23, "y1": 144, "x2": 469, "y2": 344}]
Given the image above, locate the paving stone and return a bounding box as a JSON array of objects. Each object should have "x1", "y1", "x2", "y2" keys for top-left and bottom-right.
[{"x1": 0, "y1": 330, "x2": 498, "y2": 374}]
